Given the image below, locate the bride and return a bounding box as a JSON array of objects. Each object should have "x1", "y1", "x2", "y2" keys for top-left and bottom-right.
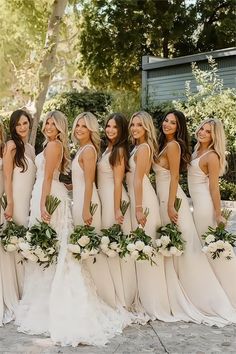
[{"x1": 16, "y1": 110, "x2": 130, "y2": 347}]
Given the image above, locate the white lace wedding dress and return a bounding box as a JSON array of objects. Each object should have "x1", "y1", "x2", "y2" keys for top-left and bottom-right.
[{"x1": 15, "y1": 151, "x2": 130, "y2": 346}]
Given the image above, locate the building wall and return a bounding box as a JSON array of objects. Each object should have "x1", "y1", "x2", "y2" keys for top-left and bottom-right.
[{"x1": 142, "y1": 52, "x2": 236, "y2": 106}]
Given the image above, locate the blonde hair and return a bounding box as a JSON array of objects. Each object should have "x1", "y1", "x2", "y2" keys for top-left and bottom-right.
[
  {"x1": 42, "y1": 110, "x2": 70, "y2": 173},
  {"x1": 71, "y1": 112, "x2": 101, "y2": 155},
  {"x1": 0, "y1": 117, "x2": 5, "y2": 158},
  {"x1": 194, "y1": 118, "x2": 227, "y2": 176},
  {"x1": 129, "y1": 111, "x2": 158, "y2": 163}
]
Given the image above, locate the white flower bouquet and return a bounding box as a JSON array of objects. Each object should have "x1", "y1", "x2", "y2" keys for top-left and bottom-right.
[
  {"x1": 156, "y1": 198, "x2": 185, "y2": 257},
  {"x1": 18, "y1": 195, "x2": 61, "y2": 268},
  {"x1": 100, "y1": 200, "x2": 130, "y2": 258},
  {"x1": 202, "y1": 209, "x2": 236, "y2": 260},
  {"x1": 68, "y1": 203, "x2": 100, "y2": 262},
  {"x1": 0, "y1": 195, "x2": 28, "y2": 252},
  {"x1": 120, "y1": 208, "x2": 157, "y2": 264}
]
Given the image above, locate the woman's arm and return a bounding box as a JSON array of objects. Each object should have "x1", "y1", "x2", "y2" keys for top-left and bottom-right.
[
  {"x1": 40, "y1": 141, "x2": 62, "y2": 223},
  {"x1": 3, "y1": 141, "x2": 15, "y2": 220},
  {"x1": 113, "y1": 150, "x2": 125, "y2": 224},
  {"x1": 134, "y1": 145, "x2": 150, "y2": 227},
  {"x1": 81, "y1": 147, "x2": 96, "y2": 226},
  {"x1": 207, "y1": 153, "x2": 225, "y2": 225},
  {"x1": 166, "y1": 142, "x2": 180, "y2": 223}
]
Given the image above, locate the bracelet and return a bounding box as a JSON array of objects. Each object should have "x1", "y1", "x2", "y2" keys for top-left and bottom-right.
[{"x1": 135, "y1": 205, "x2": 142, "y2": 209}]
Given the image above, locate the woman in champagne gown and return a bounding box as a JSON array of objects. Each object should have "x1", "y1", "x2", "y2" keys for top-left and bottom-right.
[
  {"x1": 97, "y1": 113, "x2": 137, "y2": 310},
  {"x1": 154, "y1": 110, "x2": 236, "y2": 326},
  {"x1": 71, "y1": 112, "x2": 117, "y2": 309},
  {"x1": 126, "y1": 111, "x2": 206, "y2": 323},
  {"x1": 16, "y1": 111, "x2": 128, "y2": 347},
  {"x1": 188, "y1": 118, "x2": 236, "y2": 309},
  {"x1": 3, "y1": 110, "x2": 35, "y2": 298},
  {"x1": 0, "y1": 119, "x2": 19, "y2": 325}
]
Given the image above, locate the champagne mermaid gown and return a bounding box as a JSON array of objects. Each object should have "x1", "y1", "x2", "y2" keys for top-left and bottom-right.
[
  {"x1": 188, "y1": 151, "x2": 236, "y2": 309},
  {"x1": 97, "y1": 149, "x2": 137, "y2": 310},
  {"x1": 72, "y1": 144, "x2": 117, "y2": 308}
]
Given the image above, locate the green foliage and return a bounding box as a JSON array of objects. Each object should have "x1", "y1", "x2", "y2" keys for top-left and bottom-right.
[
  {"x1": 219, "y1": 179, "x2": 236, "y2": 201},
  {"x1": 43, "y1": 90, "x2": 112, "y2": 128},
  {"x1": 68, "y1": 225, "x2": 100, "y2": 261},
  {"x1": 108, "y1": 90, "x2": 141, "y2": 119},
  {"x1": 173, "y1": 56, "x2": 236, "y2": 151}
]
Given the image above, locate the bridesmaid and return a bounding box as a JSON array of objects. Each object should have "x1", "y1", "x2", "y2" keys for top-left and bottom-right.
[
  {"x1": 3, "y1": 110, "x2": 36, "y2": 298},
  {"x1": 71, "y1": 112, "x2": 116, "y2": 308},
  {"x1": 188, "y1": 118, "x2": 236, "y2": 308},
  {"x1": 154, "y1": 110, "x2": 236, "y2": 326},
  {"x1": 97, "y1": 113, "x2": 137, "y2": 310},
  {"x1": 0, "y1": 119, "x2": 18, "y2": 325}
]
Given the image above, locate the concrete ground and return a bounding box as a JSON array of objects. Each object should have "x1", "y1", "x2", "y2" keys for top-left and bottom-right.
[
  {"x1": 0, "y1": 321, "x2": 236, "y2": 354},
  {"x1": 0, "y1": 205, "x2": 235, "y2": 354}
]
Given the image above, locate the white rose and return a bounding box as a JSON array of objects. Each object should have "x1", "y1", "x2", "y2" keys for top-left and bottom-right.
[
  {"x1": 78, "y1": 235, "x2": 90, "y2": 247},
  {"x1": 18, "y1": 237, "x2": 25, "y2": 243},
  {"x1": 170, "y1": 246, "x2": 178, "y2": 255},
  {"x1": 110, "y1": 242, "x2": 118, "y2": 250},
  {"x1": 34, "y1": 246, "x2": 44, "y2": 257},
  {"x1": 81, "y1": 250, "x2": 90, "y2": 260},
  {"x1": 131, "y1": 250, "x2": 139, "y2": 260},
  {"x1": 143, "y1": 245, "x2": 153, "y2": 256},
  {"x1": 68, "y1": 244, "x2": 81, "y2": 254},
  {"x1": 135, "y1": 241, "x2": 145, "y2": 251},
  {"x1": 100, "y1": 244, "x2": 109, "y2": 252},
  {"x1": 223, "y1": 241, "x2": 232, "y2": 250},
  {"x1": 106, "y1": 249, "x2": 117, "y2": 258},
  {"x1": 101, "y1": 236, "x2": 110, "y2": 245},
  {"x1": 208, "y1": 242, "x2": 218, "y2": 253},
  {"x1": 25, "y1": 231, "x2": 32, "y2": 242},
  {"x1": 18, "y1": 242, "x2": 31, "y2": 251},
  {"x1": 127, "y1": 243, "x2": 136, "y2": 252},
  {"x1": 5, "y1": 244, "x2": 17, "y2": 252},
  {"x1": 156, "y1": 239, "x2": 162, "y2": 248},
  {"x1": 9, "y1": 236, "x2": 18, "y2": 245},
  {"x1": 215, "y1": 240, "x2": 225, "y2": 249},
  {"x1": 205, "y1": 234, "x2": 215, "y2": 244},
  {"x1": 160, "y1": 235, "x2": 171, "y2": 246},
  {"x1": 38, "y1": 253, "x2": 49, "y2": 262}
]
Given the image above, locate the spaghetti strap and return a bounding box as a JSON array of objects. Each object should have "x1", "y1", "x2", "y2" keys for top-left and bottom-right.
[
  {"x1": 79, "y1": 144, "x2": 97, "y2": 161},
  {"x1": 158, "y1": 140, "x2": 180, "y2": 158},
  {"x1": 198, "y1": 150, "x2": 214, "y2": 160}
]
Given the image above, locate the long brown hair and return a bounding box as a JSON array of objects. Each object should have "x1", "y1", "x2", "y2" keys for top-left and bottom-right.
[
  {"x1": 158, "y1": 110, "x2": 191, "y2": 171},
  {"x1": 105, "y1": 113, "x2": 129, "y2": 172},
  {"x1": 9, "y1": 109, "x2": 32, "y2": 172}
]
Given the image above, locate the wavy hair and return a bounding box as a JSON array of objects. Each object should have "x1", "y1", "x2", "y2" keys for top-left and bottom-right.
[
  {"x1": 105, "y1": 113, "x2": 129, "y2": 172},
  {"x1": 129, "y1": 111, "x2": 158, "y2": 164},
  {"x1": 158, "y1": 110, "x2": 191, "y2": 171},
  {"x1": 71, "y1": 112, "x2": 101, "y2": 156},
  {"x1": 194, "y1": 118, "x2": 227, "y2": 176},
  {"x1": 0, "y1": 117, "x2": 6, "y2": 158},
  {"x1": 9, "y1": 109, "x2": 32, "y2": 172},
  {"x1": 42, "y1": 110, "x2": 70, "y2": 173}
]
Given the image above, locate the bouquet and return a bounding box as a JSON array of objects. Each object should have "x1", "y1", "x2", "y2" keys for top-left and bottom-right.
[
  {"x1": 0, "y1": 194, "x2": 28, "y2": 252},
  {"x1": 120, "y1": 208, "x2": 157, "y2": 265},
  {"x1": 202, "y1": 209, "x2": 236, "y2": 260},
  {"x1": 156, "y1": 198, "x2": 185, "y2": 257},
  {"x1": 18, "y1": 195, "x2": 61, "y2": 268},
  {"x1": 68, "y1": 203, "x2": 100, "y2": 262},
  {"x1": 100, "y1": 200, "x2": 130, "y2": 258}
]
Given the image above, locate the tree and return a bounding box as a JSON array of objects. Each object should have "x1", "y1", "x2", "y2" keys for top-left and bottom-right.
[
  {"x1": 79, "y1": 0, "x2": 196, "y2": 90},
  {"x1": 29, "y1": 0, "x2": 69, "y2": 145}
]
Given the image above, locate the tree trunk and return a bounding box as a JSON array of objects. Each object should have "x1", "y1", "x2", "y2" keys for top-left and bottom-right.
[{"x1": 29, "y1": 0, "x2": 68, "y2": 146}]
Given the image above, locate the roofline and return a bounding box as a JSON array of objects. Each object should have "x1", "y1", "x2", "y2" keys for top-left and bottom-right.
[{"x1": 142, "y1": 47, "x2": 236, "y2": 71}]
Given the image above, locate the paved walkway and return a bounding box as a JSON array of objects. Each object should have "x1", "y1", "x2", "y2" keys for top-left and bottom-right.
[{"x1": 0, "y1": 206, "x2": 235, "y2": 354}]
